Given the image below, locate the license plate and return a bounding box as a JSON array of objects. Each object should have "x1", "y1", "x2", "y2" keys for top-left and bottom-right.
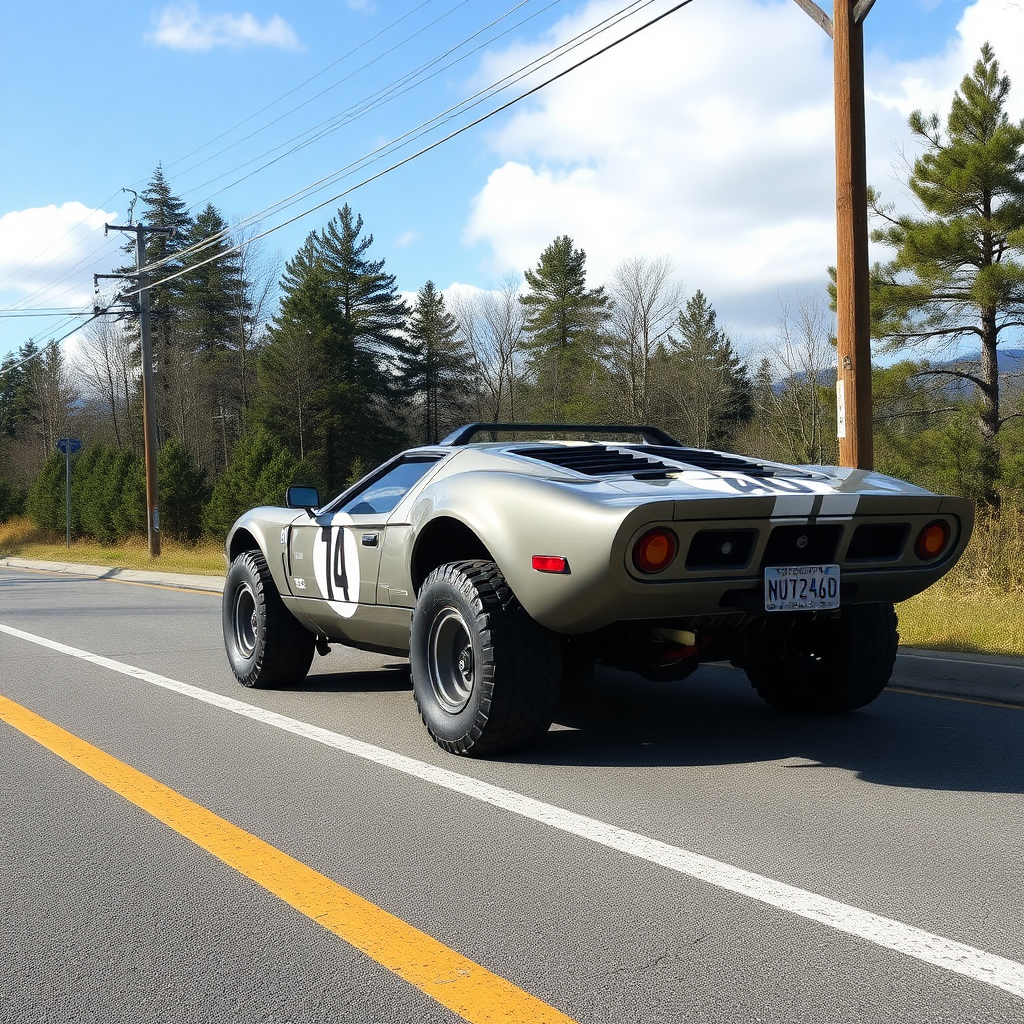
[{"x1": 764, "y1": 564, "x2": 840, "y2": 612}]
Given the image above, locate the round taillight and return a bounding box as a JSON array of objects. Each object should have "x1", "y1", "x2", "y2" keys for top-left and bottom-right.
[
  {"x1": 915, "y1": 520, "x2": 951, "y2": 561},
  {"x1": 633, "y1": 528, "x2": 678, "y2": 574}
]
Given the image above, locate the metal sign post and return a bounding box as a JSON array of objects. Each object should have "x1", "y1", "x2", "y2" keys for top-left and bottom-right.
[{"x1": 55, "y1": 438, "x2": 82, "y2": 548}]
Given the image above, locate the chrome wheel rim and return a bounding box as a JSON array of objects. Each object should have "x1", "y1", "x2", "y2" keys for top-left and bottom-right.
[
  {"x1": 427, "y1": 607, "x2": 475, "y2": 713},
  {"x1": 233, "y1": 583, "x2": 258, "y2": 658}
]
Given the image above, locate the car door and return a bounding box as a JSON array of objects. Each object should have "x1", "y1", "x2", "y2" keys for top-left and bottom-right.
[{"x1": 286, "y1": 455, "x2": 443, "y2": 643}]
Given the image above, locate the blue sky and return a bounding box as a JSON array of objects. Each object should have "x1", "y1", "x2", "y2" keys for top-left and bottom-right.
[{"x1": 1, "y1": 0, "x2": 1021, "y2": 366}]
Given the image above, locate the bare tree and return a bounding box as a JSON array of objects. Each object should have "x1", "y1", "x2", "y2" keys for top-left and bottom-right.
[
  {"x1": 74, "y1": 319, "x2": 137, "y2": 450},
  {"x1": 230, "y1": 221, "x2": 280, "y2": 421},
  {"x1": 607, "y1": 255, "x2": 682, "y2": 423},
  {"x1": 451, "y1": 274, "x2": 524, "y2": 423},
  {"x1": 752, "y1": 297, "x2": 839, "y2": 465}
]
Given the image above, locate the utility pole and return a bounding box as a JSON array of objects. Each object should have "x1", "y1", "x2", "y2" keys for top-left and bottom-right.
[
  {"x1": 792, "y1": 0, "x2": 875, "y2": 469},
  {"x1": 99, "y1": 221, "x2": 174, "y2": 556}
]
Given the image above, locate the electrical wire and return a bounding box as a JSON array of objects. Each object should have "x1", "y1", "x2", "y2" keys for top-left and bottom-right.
[
  {"x1": 180, "y1": 0, "x2": 561, "y2": 210},
  {"x1": 143, "y1": 0, "x2": 657, "y2": 276},
  {"x1": 131, "y1": 0, "x2": 698, "y2": 298},
  {"x1": 3, "y1": 0, "x2": 695, "y2": 361}
]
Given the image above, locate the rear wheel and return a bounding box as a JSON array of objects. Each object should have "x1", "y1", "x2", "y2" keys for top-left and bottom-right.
[
  {"x1": 222, "y1": 550, "x2": 315, "y2": 688},
  {"x1": 410, "y1": 560, "x2": 562, "y2": 756},
  {"x1": 744, "y1": 602, "x2": 898, "y2": 713}
]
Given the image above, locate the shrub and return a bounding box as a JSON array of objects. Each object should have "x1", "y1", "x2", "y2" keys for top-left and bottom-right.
[
  {"x1": 0, "y1": 476, "x2": 26, "y2": 522},
  {"x1": 26, "y1": 453, "x2": 68, "y2": 533},
  {"x1": 203, "y1": 427, "x2": 298, "y2": 540},
  {"x1": 159, "y1": 438, "x2": 211, "y2": 543}
]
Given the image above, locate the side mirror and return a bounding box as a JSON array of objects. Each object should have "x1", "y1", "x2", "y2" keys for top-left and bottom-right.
[{"x1": 285, "y1": 485, "x2": 320, "y2": 513}]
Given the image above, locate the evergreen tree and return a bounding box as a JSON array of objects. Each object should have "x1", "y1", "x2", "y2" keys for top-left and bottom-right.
[
  {"x1": 180, "y1": 203, "x2": 247, "y2": 359},
  {"x1": 519, "y1": 235, "x2": 611, "y2": 422},
  {"x1": 317, "y1": 204, "x2": 409, "y2": 369},
  {"x1": 656, "y1": 291, "x2": 753, "y2": 447},
  {"x1": 0, "y1": 341, "x2": 39, "y2": 438},
  {"x1": 257, "y1": 209, "x2": 406, "y2": 493},
  {"x1": 158, "y1": 437, "x2": 211, "y2": 542},
  {"x1": 203, "y1": 426, "x2": 298, "y2": 538},
  {"x1": 403, "y1": 281, "x2": 472, "y2": 443},
  {"x1": 867, "y1": 44, "x2": 1024, "y2": 501}
]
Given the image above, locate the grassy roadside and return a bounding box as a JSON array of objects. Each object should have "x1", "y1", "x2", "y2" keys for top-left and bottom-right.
[
  {"x1": 895, "y1": 507, "x2": 1023, "y2": 658},
  {"x1": 2, "y1": 511, "x2": 1021, "y2": 657},
  {"x1": 0, "y1": 518, "x2": 225, "y2": 577}
]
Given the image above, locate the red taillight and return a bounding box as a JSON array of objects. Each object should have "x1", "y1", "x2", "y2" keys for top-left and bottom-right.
[
  {"x1": 633, "y1": 528, "x2": 678, "y2": 574},
  {"x1": 914, "y1": 520, "x2": 951, "y2": 561},
  {"x1": 533, "y1": 554, "x2": 569, "y2": 574}
]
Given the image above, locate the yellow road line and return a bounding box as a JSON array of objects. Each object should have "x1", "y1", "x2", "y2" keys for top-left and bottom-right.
[
  {"x1": 0, "y1": 693, "x2": 575, "y2": 1024},
  {"x1": 886, "y1": 686, "x2": 1024, "y2": 710}
]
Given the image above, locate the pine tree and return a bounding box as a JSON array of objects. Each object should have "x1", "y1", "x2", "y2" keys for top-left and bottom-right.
[
  {"x1": 658, "y1": 290, "x2": 752, "y2": 447},
  {"x1": 403, "y1": 281, "x2": 472, "y2": 444},
  {"x1": 520, "y1": 236, "x2": 610, "y2": 423},
  {"x1": 258, "y1": 210, "x2": 406, "y2": 493},
  {"x1": 868, "y1": 43, "x2": 1024, "y2": 500},
  {"x1": 0, "y1": 341, "x2": 40, "y2": 438},
  {"x1": 317, "y1": 204, "x2": 409, "y2": 370},
  {"x1": 180, "y1": 203, "x2": 247, "y2": 358}
]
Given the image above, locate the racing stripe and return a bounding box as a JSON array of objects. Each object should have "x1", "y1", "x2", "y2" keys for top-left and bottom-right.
[
  {"x1": 771, "y1": 495, "x2": 816, "y2": 517},
  {"x1": 819, "y1": 494, "x2": 860, "y2": 516}
]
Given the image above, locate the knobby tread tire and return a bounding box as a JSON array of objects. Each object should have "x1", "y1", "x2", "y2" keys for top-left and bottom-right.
[
  {"x1": 411, "y1": 559, "x2": 562, "y2": 756},
  {"x1": 745, "y1": 602, "x2": 899, "y2": 714},
  {"x1": 223, "y1": 549, "x2": 315, "y2": 689}
]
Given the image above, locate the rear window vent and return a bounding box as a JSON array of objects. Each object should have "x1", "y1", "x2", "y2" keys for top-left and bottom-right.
[{"x1": 509, "y1": 445, "x2": 678, "y2": 478}]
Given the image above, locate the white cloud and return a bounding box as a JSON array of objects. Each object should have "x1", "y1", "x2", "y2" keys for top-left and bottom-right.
[
  {"x1": 463, "y1": 0, "x2": 1023, "y2": 341},
  {"x1": 146, "y1": 4, "x2": 301, "y2": 51},
  {"x1": 0, "y1": 202, "x2": 119, "y2": 310},
  {"x1": 346, "y1": 0, "x2": 376, "y2": 12},
  {"x1": 394, "y1": 229, "x2": 421, "y2": 248}
]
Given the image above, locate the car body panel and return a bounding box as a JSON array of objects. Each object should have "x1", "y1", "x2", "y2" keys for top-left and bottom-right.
[{"x1": 225, "y1": 431, "x2": 974, "y2": 647}]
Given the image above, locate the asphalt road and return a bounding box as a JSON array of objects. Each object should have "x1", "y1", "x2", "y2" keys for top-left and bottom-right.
[{"x1": 1, "y1": 564, "x2": 1022, "y2": 1024}]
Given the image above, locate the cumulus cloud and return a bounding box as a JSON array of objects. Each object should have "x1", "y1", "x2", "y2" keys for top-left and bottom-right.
[
  {"x1": 146, "y1": 4, "x2": 301, "y2": 51},
  {"x1": 0, "y1": 202, "x2": 119, "y2": 309},
  {"x1": 463, "y1": 0, "x2": 1022, "y2": 340}
]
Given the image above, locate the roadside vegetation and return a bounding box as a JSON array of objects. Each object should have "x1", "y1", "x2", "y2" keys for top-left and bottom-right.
[
  {"x1": 0, "y1": 516, "x2": 224, "y2": 576},
  {"x1": 895, "y1": 507, "x2": 1024, "y2": 657},
  {"x1": 1, "y1": 44, "x2": 1022, "y2": 656}
]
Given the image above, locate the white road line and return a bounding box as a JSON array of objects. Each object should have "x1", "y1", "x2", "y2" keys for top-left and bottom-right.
[
  {"x1": 3, "y1": 620, "x2": 1023, "y2": 1002},
  {"x1": 898, "y1": 651, "x2": 1023, "y2": 672}
]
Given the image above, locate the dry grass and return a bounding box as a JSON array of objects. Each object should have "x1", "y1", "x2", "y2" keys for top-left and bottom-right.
[
  {"x1": 2, "y1": 509, "x2": 1022, "y2": 657},
  {"x1": 896, "y1": 506, "x2": 1024, "y2": 657},
  {"x1": 0, "y1": 517, "x2": 225, "y2": 577}
]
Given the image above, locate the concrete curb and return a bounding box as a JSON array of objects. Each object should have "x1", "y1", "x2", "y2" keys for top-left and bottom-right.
[
  {"x1": 2, "y1": 556, "x2": 1022, "y2": 707},
  {"x1": 0, "y1": 556, "x2": 224, "y2": 594}
]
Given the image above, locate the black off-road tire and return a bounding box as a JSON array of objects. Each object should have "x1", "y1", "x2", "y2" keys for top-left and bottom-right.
[
  {"x1": 222, "y1": 550, "x2": 315, "y2": 688},
  {"x1": 410, "y1": 560, "x2": 562, "y2": 756},
  {"x1": 744, "y1": 602, "x2": 899, "y2": 714}
]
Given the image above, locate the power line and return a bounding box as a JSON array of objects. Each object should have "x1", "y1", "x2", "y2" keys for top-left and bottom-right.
[
  {"x1": 133, "y1": 0, "x2": 698, "y2": 298},
  {"x1": 142, "y1": 0, "x2": 657, "y2": 277}
]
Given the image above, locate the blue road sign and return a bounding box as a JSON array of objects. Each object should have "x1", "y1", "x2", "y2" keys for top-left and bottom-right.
[{"x1": 56, "y1": 438, "x2": 82, "y2": 455}]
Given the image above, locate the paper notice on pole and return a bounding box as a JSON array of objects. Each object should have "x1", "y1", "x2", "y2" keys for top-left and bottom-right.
[{"x1": 836, "y1": 379, "x2": 847, "y2": 439}]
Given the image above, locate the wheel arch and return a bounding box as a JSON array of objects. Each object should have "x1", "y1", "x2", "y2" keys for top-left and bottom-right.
[
  {"x1": 228, "y1": 526, "x2": 263, "y2": 562},
  {"x1": 410, "y1": 516, "x2": 493, "y2": 595}
]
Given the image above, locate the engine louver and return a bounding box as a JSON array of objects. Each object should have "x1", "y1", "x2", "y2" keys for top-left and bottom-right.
[{"x1": 510, "y1": 445, "x2": 676, "y2": 477}]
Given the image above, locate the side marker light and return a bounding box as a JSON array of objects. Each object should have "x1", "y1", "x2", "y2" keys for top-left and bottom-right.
[{"x1": 533, "y1": 555, "x2": 569, "y2": 574}]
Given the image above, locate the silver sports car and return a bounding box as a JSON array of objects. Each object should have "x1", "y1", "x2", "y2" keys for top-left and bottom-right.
[{"x1": 221, "y1": 423, "x2": 973, "y2": 755}]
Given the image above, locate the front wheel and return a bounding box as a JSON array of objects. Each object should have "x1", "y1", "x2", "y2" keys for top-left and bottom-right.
[
  {"x1": 410, "y1": 560, "x2": 562, "y2": 756},
  {"x1": 744, "y1": 602, "x2": 899, "y2": 713},
  {"x1": 222, "y1": 550, "x2": 315, "y2": 688}
]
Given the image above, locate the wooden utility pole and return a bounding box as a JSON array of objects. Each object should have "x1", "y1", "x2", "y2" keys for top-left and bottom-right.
[
  {"x1": 792, "y1": 0, "x2": 875, "y2": 469},
  {"x1": 101, "y1": 222, "x2": 174, "y2": 556}
]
